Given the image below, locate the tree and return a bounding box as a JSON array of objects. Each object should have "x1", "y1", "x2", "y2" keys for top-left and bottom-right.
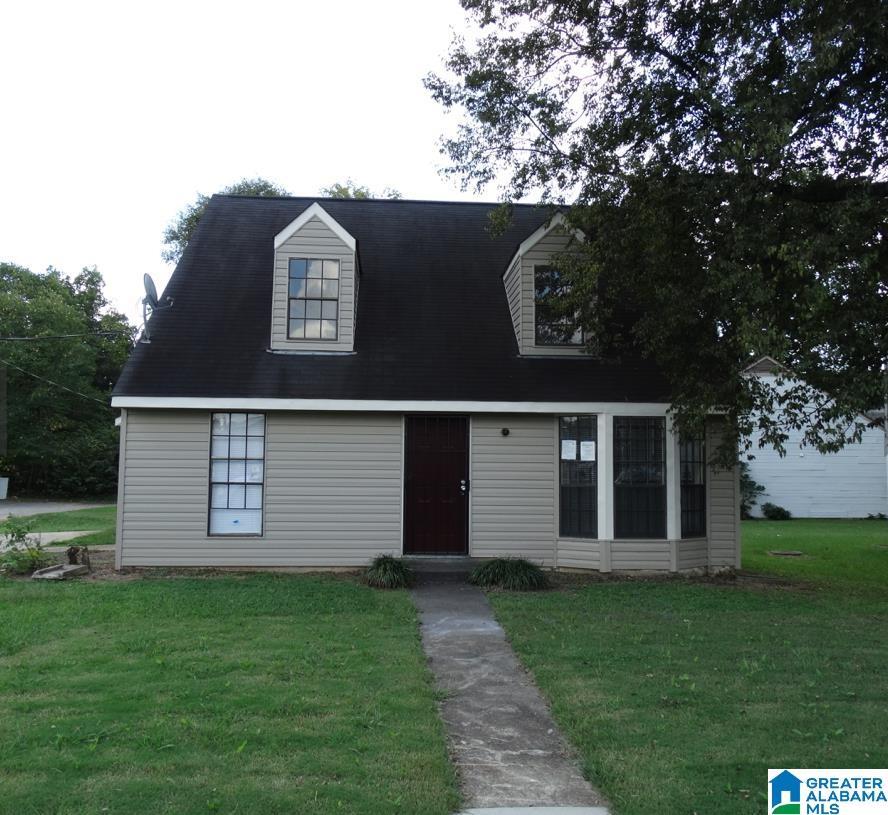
[
  {"x1": 320, "y1": 179, "x2": 402, "y2": 200},
  {"x1": 162, "y1": 177, "x2": 289, "y2": 264},
  {"x1": 426, "y1": 0, "x2": 887, "y2": 458},
  {"x1": 0, "y1": 263, "x2": 135, "y2": 496}
]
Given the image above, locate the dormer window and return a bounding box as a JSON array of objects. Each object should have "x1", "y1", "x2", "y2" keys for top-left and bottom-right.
[
  {"x1": 534, "y1": 265, "x2": 584, "y2": 346},
  {"x1": 288, "y1": 258, "x2": 340, "y2": 340}
]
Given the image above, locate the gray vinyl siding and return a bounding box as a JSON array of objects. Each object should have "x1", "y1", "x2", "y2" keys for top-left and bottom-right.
[
  {"x1": 677, "y1": 538, "x2": 708, "y2": 570},
  {"x1": 119, "y1": 410, "x2": 401, "y2": 566},
  {"x1": 707, "y1": 418, "x2": 741, "y2": 569},
  {"x1": 503, "y1": 255, "x2": 522, "y2": 349},
  {"x1": 558, "y1": 539, "x2": 602, "y2": 570},
  {"x1": 470, "y1": 415, "x2": 556, "y2": 565},
  {"x1": 270, "y1": 215, "x2": 356, "y2": 352},
  {"x1": 519, "y1": 228, "x2": 585, "y2": 356},
  {"x1": 611, "y1": 540, "x2": 672, "y2": 571}
]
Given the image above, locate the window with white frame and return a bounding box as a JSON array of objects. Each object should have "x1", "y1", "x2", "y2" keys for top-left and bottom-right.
[
  {"x1": 209, "y1": 412, "x2": 265, "y2": 535},
  {"x1": 534, "y1": 265, "x2": 584, "y2": 345},
  {"x1": 288, "y1": 258, "x2": 340, "y2": 339}
]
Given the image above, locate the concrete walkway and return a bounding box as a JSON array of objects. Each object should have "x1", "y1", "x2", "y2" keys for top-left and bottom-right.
[{"x1": 411, "y1": 570, "x2": 609, "y2": 813}]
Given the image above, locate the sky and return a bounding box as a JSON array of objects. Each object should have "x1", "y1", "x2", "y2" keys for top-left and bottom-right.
[{"x1": 0, "y1": 0, "x2": 486, "y2": 325}]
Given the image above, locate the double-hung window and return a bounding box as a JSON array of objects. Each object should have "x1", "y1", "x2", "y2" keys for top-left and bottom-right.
[
  {"x1": 613, "y1": 416, "x2": 666, "y2": 538},
  {"x1": 680, "y1": 435, "x2": 706, "y2": 537},
  {"x1": 288, "y1": 258, "x2": 339, "y2": 340},
  {"x1": 209, "y1": 412, "x2": 265, "y2": 535},
  {"x1": 559, "y1": 416, "x2": 598, "y2": 538},
  {"x1": 534, "y1": 265, "x2": 584, "y2": 346}
]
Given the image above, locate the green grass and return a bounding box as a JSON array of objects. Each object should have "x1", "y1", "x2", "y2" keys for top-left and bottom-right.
[
  {"x1": 10, "y1": 504, "x2": 117, "y2": 532},
  {"x1": 742, "y1": 518, "x2": 888, "y2": 591},
  {"x1": 489, "y1": 581, "x2": 888, "y2": 815},
  {"x1": 0, "y1": 574, "x2": 459, "y2": 815}
]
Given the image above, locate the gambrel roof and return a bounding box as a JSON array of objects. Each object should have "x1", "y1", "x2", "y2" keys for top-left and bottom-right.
[{"x1": 113, "y1": 196, "x2": 668, "y2": 404}]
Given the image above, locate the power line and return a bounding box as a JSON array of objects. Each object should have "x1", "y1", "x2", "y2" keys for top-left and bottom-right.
[
  {"x1": 0, "y1": 358, "x2": 111, "y2": 408},
  {"x1": 0, "y1": 331, "x2": 130, "y2": 342}
]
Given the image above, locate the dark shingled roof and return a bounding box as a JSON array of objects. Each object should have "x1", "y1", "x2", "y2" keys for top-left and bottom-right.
[{"x1": 114, "y1": 195, "x2": 669, "y2": 403}]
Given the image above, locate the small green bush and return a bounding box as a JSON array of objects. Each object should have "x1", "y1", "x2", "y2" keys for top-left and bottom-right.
[
  {"x1": 365, "y1": 555, "x2": 413, "y2": 589},
  {"x1": 761, "y1": 502, "x2": 792, "y2": 521},
  {"x1": 469, "y1": 558, "x2": 548, "y2": 591},
  {"x1": 0, "y1": 516, "x2": 51, "y2": 575}
]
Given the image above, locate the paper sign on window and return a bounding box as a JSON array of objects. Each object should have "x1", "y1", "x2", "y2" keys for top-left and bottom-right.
[
  {"x1": 580, "y1": 441, "x2": 596, "y2": 461},
  {"x1": 560, "y1": 440, "x2": 577, "y2": 460}
]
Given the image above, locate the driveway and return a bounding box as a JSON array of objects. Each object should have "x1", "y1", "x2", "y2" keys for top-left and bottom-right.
[{"x1": 0, "y1": 498, "x2": 113, "y2": 521}]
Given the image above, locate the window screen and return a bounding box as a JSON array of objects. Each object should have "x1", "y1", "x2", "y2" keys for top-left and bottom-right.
[
  {"x1": 680, "y1": 436, "x2": 706, "y2": 538},
  {"x1": 559, "y1": 416, "x2": 598, "y2": 537},
  {"x1": 209, "y1": 412, "x2": 265, "y2": 535},
  {"x1": 288, "y1": 258, "x2": 339, "y2": 340},
  {"x1": 614, "y1": 416, "x2": 666, "y2": 539}
]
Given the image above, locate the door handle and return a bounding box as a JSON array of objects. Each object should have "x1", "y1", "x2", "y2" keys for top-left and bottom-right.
[{"x1": 459, "y1": 479, "x2": 469, "y2": 495}]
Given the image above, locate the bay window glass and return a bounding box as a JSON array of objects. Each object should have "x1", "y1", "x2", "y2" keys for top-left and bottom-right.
[
  {"x1": 559, "y1": 416, "x2": 597, "y2": 538},
  {"x1": 614, "y1": 416, "x2": 666, "y2": 538},
  {"x1": 209, "y1": 412, "x2": 265, "y2": 535},
  {"x1": 680, "y1": 436, "x2": 706, "y2": 537}
]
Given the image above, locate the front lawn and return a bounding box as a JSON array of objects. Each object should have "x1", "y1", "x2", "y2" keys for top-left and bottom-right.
[
  {"x1": 0, "y1": 574, "x2": 459, "y2": 815},
  {"x1": 490, "y1": 581, "x2": 888, "y2": 815},
  {"x1": 742, "y1": 518, "x2": 888, "y2": 591}
]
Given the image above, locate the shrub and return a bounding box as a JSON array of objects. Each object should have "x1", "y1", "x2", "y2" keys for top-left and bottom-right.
[
  {"x1": 469, "y1": 558, "x2": 548, "y2": 591},
  {"x1": 364, "y1": 555, "x2": 413, "y2": 589},
  {"x1": 739, "y1": 461, "x2": 766, "y2": 519},
  {"x1": 0, "y1": 516, "x2": 51, "y2": 575},
  {"x1": 761, "y1": 502, "x2": 792, "y2": 521}
]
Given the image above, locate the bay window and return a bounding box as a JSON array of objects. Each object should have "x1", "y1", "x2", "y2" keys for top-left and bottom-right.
[
  {"x1": 680, "y1": 435, "x2": 706, "y2": 537},
  {"x1": 613, "y1": 416, "x2": 666, "y2": 538},
  {"x1": 559, "y1": 416, "x2": 597, "y2": 538}
]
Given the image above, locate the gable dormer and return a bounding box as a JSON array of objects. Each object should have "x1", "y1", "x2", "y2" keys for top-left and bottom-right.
[
  {"x1": 270, "y1": 203, "x2": 357, "y2": 352},
  {"x1": 503, "y1": 213, "x2": 586, "y2": 356}
]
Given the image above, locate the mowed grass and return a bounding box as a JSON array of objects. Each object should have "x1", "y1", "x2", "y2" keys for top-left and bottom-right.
[
  {"x1": 742, "y1": 518, "x2": 888, "y2": 590},
  {"x1": 0, "y1": 574, "x2": 459, "y2": 815},
  {"x1": 490, "y1": 581, "x2": 888, "y2": 815}
]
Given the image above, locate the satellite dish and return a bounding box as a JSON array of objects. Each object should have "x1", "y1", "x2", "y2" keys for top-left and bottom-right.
[
  {"x1": 143, "y1": 274, "x2": 159, "y2": 308},
  {"x1": 140, "y1": 273, "x2": 172, "y2": 343}
]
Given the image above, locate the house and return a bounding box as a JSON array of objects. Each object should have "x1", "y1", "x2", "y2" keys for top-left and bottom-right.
[
  {"x1": 744, "y1": 357, "x2": 888, "y2": 518},
  {"x1": 110, "y1": 196, "x2": 740, "y2": 571}
]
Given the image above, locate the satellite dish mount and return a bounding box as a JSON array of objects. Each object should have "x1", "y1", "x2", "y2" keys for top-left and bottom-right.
[{"x1": 141, "y1": 273, "x2": 173, "y2": 342}]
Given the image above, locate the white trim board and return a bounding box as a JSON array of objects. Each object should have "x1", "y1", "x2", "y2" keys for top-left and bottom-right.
[
  {"x1": 273, "y1": 202, "x2": 356, "y2": 251},
  {"x1": 111, "y1": 396, "x2": 672, "y2": 414},
  {"x1": 504, "y1": 212, "x2": 586, "y2": 277}
]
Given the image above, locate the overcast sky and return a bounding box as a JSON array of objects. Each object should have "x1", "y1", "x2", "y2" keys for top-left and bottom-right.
[{"x1": 1, "y1": 0, "x2": 486, "y2": 324}]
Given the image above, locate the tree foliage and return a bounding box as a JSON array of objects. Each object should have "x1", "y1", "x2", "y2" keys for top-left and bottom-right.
[
  {"x1": 426, "y1": 0, "x2": 887, "y2": 457},
  {"x1": 0, "y1": 263, "x2": 135, "y2": 496},
  {"x1": 320, "y1": 179, "x2": 402, "y2": 200},
  {"x1": 162, "y1": 177, "x2": 290, "y2": 264}
]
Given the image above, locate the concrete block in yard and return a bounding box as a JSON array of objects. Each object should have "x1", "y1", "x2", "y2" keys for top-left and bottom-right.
[{"x1": 31, "y1": 564, "x2": 89, "y2": 580}]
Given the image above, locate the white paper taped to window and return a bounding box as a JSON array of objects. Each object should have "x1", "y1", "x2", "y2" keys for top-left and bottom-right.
[
  {"x1": 580, "y1": 441, "x2": 596, "y2": 461},
  {"x1": 560, "y1": 440, "x2": 577, "y2": 460}
]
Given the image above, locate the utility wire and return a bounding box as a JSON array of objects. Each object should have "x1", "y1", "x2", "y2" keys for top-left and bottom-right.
[
  {"x1": 0, "y1": 331, "x2": 130, "y2": 342},
  {"x1": 0, "y1": 358, "x2": 111, "y2": 408}
]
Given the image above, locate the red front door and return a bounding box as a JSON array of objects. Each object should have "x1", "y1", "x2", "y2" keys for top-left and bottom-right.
[{"x1": 404, "y1": 416, "x2": 469, "y2": 555}]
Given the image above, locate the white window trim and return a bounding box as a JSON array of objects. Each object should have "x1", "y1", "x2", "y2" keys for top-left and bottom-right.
[
  {"x1": 113, "y1": 396, "x2": 672, "y2": 414},
  {"x1": 274, "y1": 202, "x2": 356, "y2": 251}
]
